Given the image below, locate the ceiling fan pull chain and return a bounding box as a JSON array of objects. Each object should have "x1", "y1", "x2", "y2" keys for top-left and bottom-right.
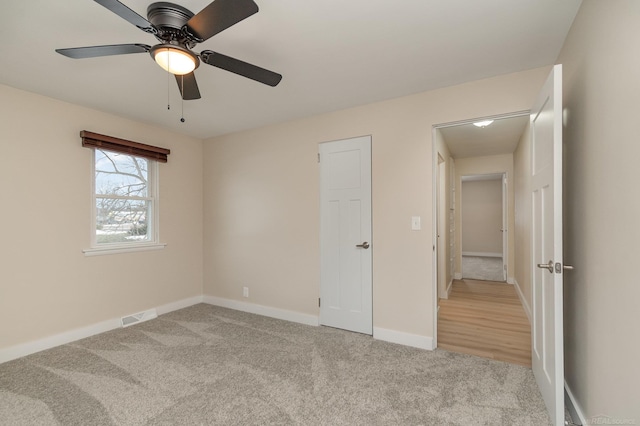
[
  {"x1": 167, "y1": 48, "x2": 171, "y2": 110},
  {"x1": 180, "y1": 76, "x2": 185, "y2": 123}
]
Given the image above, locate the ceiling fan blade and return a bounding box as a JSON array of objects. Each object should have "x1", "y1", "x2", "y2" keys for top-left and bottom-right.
[
  {"x1": 175, "y1": 72, "x2": 201, "y2": 100},
  {"x1": 186, "y1": 0, "x2": 258, "y2": 42},
  {"x1": 56, "y1": 44, "x2": 150, "y2": 59},
  {"x1": 201, "y1": 50, "x2": 282, "y2": 87},
  {"x1": 94, "y1": 0, "x2": 156, "y2": 33}
]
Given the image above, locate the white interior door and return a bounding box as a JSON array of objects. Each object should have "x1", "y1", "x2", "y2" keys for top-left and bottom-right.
[
  {"x1": 531, "y1": 64, "x2": 564, "y2": 426},
  {"x1": 319, "y1": 136, "x2": 372, "y2": 335}
]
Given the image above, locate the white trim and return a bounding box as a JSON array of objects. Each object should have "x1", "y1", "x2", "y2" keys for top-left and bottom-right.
[
  {"x1": 204, "y1": 297, "x2": 439, "y2": 352},
  {"x1": 461, "y1": 251, "x2": 502, "y2": 258},
  {"x1": 513, "y1": 279, "x2": 532, "y2": 324},
  {"x1": 432, "y1": 111, "x2": 530, "y2": 130},
  {"x1": 156, "y1": 295, "x2": 203, "y2": 315},
  {"x1": 0, "y1": 318, "x2": 120, "y2": 365},
  {"x1": 446, "y1": 279, "x2": 453, "y2": 298},
  {"x1": 203, "y1": 296, "x2": 320, "y2": 327},
  {"x1": 565, "y1": 380, "x2": 588, "y2": 425},
  {"x1": 461, "y1": 173, "x2": 503, "y2": 182},
  {"x1": 507, "y1": 276, "x2": 515, "y2": 285},
  {"x1": 83, "y1": 243, "x2": 166, "y2": 256},
  {"x1": 431, "y1": 126, "x2": 439, "y2": 349},
  {"x1": 0, "y1": 295, "x2": 203, "y2": 364},
  {"x1": 454, "y1": 272, "x2": 462, "y2": 280},
  {"x1": 373, "y1": 327, "x2": 434, "y2": 350}
]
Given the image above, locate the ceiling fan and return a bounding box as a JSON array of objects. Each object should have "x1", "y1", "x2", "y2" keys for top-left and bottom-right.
[{"x1": 56, "y1": 0, "x2": 282, "y2": 100}]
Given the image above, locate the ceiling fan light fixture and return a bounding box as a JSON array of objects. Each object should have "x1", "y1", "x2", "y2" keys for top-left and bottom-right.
[
  {"x1": 150, "y1": 44, "x2": 199, "y2": 75},
  {"x1": 473, "y1": 120, "x2": 494, "y2": 128}
]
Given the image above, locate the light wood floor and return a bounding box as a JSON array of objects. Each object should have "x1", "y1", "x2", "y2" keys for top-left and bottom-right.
[{"x1": 438, "y1": 279, "x2": 531, "y2": 367}]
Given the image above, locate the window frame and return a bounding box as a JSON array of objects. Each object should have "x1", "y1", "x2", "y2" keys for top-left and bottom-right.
[{"x1": 83, "y1": 148, "x2": 165, "y2": 256}]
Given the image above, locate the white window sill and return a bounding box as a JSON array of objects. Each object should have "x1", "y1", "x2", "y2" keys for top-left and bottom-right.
[{"x1": 83, "y1": 243, "x2": 167, "y2": 257}]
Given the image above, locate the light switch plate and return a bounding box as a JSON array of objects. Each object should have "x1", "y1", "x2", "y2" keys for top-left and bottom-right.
[{"x1": 411, "y1": 216, "x2": 421, "y2": 230}]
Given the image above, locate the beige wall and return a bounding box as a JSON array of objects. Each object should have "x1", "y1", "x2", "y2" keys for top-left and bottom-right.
[
  {"x1": 513, "y1": 121, "x2": 532, "y2": 318},
  {"x1": 0, "y1": 84, "x2": 204, "y2": 350},
  {"x1": 454, "y1": 154, "x2": 515, "y2": 282},
  {"x1": 203, "y1": 67, "x2": 548, "y2": 339},
  {"x1": 461, "y1": 179, "x2": 503, "y2": 254},
  {"x1": 557, "y1": 0, "x2": 640, "y2": 421}
]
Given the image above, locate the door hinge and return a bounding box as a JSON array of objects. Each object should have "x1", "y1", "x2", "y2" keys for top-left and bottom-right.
[
  {"x1": 318, "y1": 298, "x2": 321, "y2": 307},
  {"x1": 317, "y1": 153, "x2": 320, "y2": 163}
]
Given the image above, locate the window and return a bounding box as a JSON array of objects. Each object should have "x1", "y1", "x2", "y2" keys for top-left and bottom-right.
[
  {"x1": 92, "y1": 149, "x2": 159, "y2": 247},
  {"x1": 80, "y1": 130, "x2": 169, "y2": 255}
]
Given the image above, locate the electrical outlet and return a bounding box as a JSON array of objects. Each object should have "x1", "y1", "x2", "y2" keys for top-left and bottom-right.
[{"x1": 243, "y1": 287, "x2": 249, "y2": 298}]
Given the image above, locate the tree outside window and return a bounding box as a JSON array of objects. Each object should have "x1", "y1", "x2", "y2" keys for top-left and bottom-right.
[{"x1": 93, "y1": 149, "x2": 158, "y2": 245}]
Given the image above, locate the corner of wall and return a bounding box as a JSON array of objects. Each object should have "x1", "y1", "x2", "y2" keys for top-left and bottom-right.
[{"x1": 513, "y1": 279, "x2": 531, "y2": 324}]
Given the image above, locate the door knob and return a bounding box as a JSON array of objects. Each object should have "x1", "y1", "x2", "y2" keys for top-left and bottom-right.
[
  {"x1": 356, "y1": 242, "x2": 370, "y2": 249},
  {"x1": 537, "y1": 260, "x2": 554, "y2": 273}
]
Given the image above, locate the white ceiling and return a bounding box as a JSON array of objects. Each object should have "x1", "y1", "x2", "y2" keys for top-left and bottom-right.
[
  {"x1": 440, "y1": 114, "x2": 530, "y2": 158},
  {"x1": 0, "y1": 0, "x2": 581, "y2": 139}
]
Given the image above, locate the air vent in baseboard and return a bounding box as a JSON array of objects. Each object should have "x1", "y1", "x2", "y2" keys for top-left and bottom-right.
[{"x1": 121, "y1": 309, "x2": 157, "y2": 328}]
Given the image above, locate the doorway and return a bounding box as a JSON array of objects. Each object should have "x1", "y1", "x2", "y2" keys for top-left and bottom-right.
[
  {"x1": 460, "y1": 173, "x2": 506, "y2": 282},
  {"x1": 432, "y1": 112, "x2": 530, "y2": 355}
]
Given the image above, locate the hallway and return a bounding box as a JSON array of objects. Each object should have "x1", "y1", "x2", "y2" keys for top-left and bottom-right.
[{"x1": 438, "y1": 279, "x2": 531, "y2": 366}]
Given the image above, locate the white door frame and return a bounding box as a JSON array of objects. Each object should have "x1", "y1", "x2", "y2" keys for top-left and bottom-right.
[
  {"x1": 502, "y1": 174, "x2": 508, "y2": 281},
  {"x1": 437, "y1": 154, "x2": 447, "y2": 300},
  {"x1": 431, "y1": 111, "x2": 529, "y2": 347}
]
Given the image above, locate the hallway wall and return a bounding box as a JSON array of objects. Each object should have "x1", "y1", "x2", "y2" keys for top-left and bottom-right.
[
  {"x1": 513, "y1": 122, "x2": 532, "y2": 319},
  {"x1": 461, "y1": 178, "x2": 503, "y2": 255}
]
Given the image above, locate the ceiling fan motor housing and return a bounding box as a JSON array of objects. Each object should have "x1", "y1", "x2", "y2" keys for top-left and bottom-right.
[{"x1": 147, "y1": 2, "x2": 196, "y2": 46}]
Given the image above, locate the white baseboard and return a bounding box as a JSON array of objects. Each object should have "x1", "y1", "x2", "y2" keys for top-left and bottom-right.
[
  {"x1": 462, "y1": 251, "x2": 502, "y2": 258},
  {"x1": 454, "y1": 272, "x2": 462, "y2": 280},
  {"x1": 446, "y1": 279, "x2": 453, "y2": 298},
  {"x1": 507, "y1": 276, "x2": 515, "y2": 285},
  {"x1": 203, "y1": 295, "x2": 320, "y2": 327},
  {"x1": 565, "y1": 380, "x2": 587, "y2": 425},
  {"x1": 205, "y1": 296, "x2": 435, "y2": 351},
  {"x1": 156, "y1": 295, "x2": 203, "y2": 316},
  {"x1": 0, "y1": 317, "x2": 121, "y2": 365},
  {"x1": 373, "y1": 327, "x2": 434, "y2": 350},
  {"x1": 0, "y1": 295, "x2": 204, "y2": 365},
  {"x1": 513, "y1": 279, "x2": 532, "y2": 324}
]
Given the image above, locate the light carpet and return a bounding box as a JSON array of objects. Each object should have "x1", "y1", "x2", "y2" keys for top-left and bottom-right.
[
  {"x1": 462, "y1": 256, "x2": 505, "y2": 282},
  {"x1": 0, "y1": 304, "x2": 551, "y2": 425}
]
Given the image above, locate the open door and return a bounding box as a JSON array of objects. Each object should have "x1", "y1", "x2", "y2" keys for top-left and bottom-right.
[{"x1": 531, "y1": 64, "x2": 564, "y2": 425}]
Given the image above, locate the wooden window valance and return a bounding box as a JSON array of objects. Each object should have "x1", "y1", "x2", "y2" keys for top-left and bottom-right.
[{"x1": 80, "y1": 130, "x2": 170, "y2": 163}]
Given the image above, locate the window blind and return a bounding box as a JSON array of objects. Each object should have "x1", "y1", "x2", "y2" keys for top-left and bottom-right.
[{"x1": 80, "y1": 130, "x2": 170, "y2": 163}]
